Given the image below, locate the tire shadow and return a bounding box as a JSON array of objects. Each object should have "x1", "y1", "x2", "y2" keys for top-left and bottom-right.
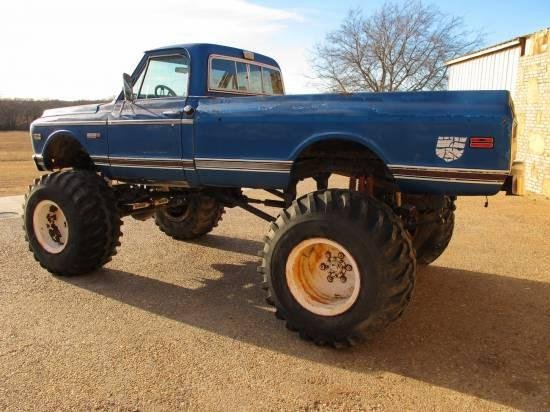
[{"x1": 67, "y1": 251, "x2": 550, "y2": 410}]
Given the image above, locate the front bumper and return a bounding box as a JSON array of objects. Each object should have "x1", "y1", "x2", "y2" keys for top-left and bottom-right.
[{"x1": 33, "y1": 154, "x2": 46, "y2": 171}]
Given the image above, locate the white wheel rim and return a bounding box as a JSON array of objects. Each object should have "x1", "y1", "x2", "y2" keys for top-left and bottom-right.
[
  {"x1": 32, "y1": 200, "x2": 69, "y2": 254},
  {"x1": 285, "y1": 238, "x2": 361, "y2": 316}
]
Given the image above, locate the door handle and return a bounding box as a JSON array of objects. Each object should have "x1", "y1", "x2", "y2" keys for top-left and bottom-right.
[
  {"x1": 183, "y1": 105, "x2": 195, "y2": 116},
  {"x1": 162, "y1": 110, "x2": 182, "y2": 116}
]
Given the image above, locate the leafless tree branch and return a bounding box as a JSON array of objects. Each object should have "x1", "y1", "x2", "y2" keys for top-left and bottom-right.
[{"x1": 309, "y1": 1, "x2": 484, "y2": 92}]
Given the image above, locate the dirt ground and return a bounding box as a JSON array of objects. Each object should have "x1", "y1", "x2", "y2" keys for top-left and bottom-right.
[
  {"x1": 0, "y1": 178, "x2": 549, "y2": 410},
  {"x1": 0, "y1": 131, "x2": 42, "y2": 196}
]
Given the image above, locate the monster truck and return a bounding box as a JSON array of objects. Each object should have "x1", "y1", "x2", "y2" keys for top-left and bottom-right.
[{"x1": 24, "y1": 43, "x2": 515, "y2": 347}]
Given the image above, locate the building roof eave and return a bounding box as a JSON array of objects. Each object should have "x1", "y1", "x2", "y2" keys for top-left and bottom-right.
[{"x1": 445, "y1": 38, "x2": 523, "y2": 66}]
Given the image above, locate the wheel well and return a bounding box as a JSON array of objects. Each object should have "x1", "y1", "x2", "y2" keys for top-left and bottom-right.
[
  {"x1": 291, "y1": 139, "x2": 393, "y2": 181},
  {"x1": 43, "y1": 134, "x2": 94, "y2": 170}
]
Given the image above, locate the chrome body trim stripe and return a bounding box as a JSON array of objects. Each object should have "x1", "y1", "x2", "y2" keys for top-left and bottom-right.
[
  {"x1": 32, "y1": 120, "x2": 107, "y2": 126},
  {"x1": 90, "y1": 155, "x2": 109, "y2": 162},
  {"x1": 195, "y1": 158, "x2": 292, "y2": 172},
  {"x1": 388, "y1": 164, "x2": 510, "y2": 174},
  {"x1": 110, "y1": 157, "x2": 191, "y2": 162},
  {"x1": 108, "y1": 164, "x2": 183, "y2": 170},
  {"x1": 91, "y1": 156, "x2": 194, "y2": 169},
  {"x1": 394, "y1": 175, "x2": 505, "y2": 185},
  {"x1": 108, "y1": 119, "x2": 193, "y2": 125},
  {"x1": 196, "y1": 167, "x2": 289, "y2": 173},
  {"x1": 90, "y1": 155, "x2": 109, "y2": 167},
  {"x1": 389, "y1": 165, "x2": 508, "y2": 182},
  {"x1": 196, "y1": 157, "x2": 292, "y2": 164},
  {"x1": 33, "y1": 119, "x2": 193, "y2": 127}
]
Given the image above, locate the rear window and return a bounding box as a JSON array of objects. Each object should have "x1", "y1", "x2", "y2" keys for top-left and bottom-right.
[
  {"x1": 249, "y1": 64, "x2": 262, "y2": 93},
  {"x1": 209, "y1": 57, "x2": 283, "y2": 95},
  {"x1": 210, "y1": 59, "x2": 237, "y2": 91},
  {"x1": 262, "y1": 67, "x2": 284, "y2": 95}
]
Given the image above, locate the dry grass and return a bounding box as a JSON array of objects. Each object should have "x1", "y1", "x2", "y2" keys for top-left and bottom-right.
[{"x1": 0, "y1": 131, "x2": 42, "y2": 196}]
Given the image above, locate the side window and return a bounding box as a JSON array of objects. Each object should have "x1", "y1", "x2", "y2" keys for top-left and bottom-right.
[
  {"x1": 249, "y1": 64, "x2": 262, "y2": 93},
  {"x1": 262, "y1": 67, "x2": 284, "y2": 95},
  {"x1": 137, "y1": 55, "x2": 189, "y2": 99},
  {"x1": 210, "y1": 59, "x2": 237, "y2": 90}
]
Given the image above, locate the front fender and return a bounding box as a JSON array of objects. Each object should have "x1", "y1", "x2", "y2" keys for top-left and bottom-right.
[
  {"x1": 32, "y1": 129, "x2": 86, "y2": 170},
  {"x1": 42, "y1": 129, "x2": 85, "y2": 156},
  {"x1": 42, "y1": 129, "x2": 82, "y2": 155}
]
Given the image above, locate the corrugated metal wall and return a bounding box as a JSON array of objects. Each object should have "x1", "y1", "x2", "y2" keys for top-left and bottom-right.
[{"x1": 447, "y1": 46, "x2": 522, "y2": 95}]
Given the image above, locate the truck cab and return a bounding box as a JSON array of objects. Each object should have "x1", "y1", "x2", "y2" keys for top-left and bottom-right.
[
  {"x1": 32, "y1": 44, "x2": 285, "y2": 186},
  {"x1": 113, "y1": 44, "x2": 283, "y2": 184}
]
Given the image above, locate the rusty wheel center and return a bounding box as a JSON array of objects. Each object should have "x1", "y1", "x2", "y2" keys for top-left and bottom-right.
[{"x1": 285, "y1": 238, "x2": 361, "y2": 316}]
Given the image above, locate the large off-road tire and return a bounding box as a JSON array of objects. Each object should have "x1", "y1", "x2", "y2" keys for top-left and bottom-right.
[
  {"x1": 259, "y1": 189, "x2": 416, "y2": 347},
  {"x1": 407, "y1": 195, "x2": 455, "y2": 265},
  {"x1": 23, "y1": 170, "x2": 122, "y2": 276},
  {"x1": 154, "y1": 194, "x2": 224, "y2": 240}
]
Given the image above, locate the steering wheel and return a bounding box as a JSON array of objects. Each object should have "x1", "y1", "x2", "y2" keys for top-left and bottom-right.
[{"x1": 154, "y1": 84, "x2": 177, "y2": 97}]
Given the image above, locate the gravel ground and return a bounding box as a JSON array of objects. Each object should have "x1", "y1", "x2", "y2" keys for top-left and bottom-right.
[
  {"x1": 0, "y1": 189, "x2": 548, "y2": 411},
  {"x1": 0, "y1": 131, "x2": 43, "y2": 197}
]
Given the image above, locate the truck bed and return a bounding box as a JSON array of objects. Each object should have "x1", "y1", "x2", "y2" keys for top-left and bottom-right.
[{"x1": 193, "y1": 90, "x2": 514, "y2": 195}]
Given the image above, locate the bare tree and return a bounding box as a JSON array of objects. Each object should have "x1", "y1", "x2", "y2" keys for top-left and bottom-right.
[
  {"x1": 310, "y1": 1, "x2": 483, "y2": 92},
  {"x1": 0, "y1": 99, "x2": 109, "y2": 131}
]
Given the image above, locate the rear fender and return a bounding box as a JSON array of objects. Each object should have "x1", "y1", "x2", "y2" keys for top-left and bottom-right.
[{"x1": 289, "y1": 132, "x2": 391, "y2": 165}]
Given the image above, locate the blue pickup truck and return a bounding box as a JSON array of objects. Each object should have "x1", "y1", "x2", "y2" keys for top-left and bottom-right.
[{"x1": 25, "y1": 43, "x2": 515, "y2": 347}]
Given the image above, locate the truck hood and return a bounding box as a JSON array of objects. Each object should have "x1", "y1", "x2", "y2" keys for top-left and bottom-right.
[{"x1": 42, "y1": 103, "x2": 101, "y2": 118}]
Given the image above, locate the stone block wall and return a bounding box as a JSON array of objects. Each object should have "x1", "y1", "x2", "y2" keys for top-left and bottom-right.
[{"x1": 513, "y1": 29, "x2": 550, "y2": 196}]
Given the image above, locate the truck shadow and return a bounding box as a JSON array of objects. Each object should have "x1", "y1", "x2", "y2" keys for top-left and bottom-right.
[
  {"x1": 67, "y1": 242, "x2": 550, "y2": 410},
  {"x1": 193, "y1": 234, "x2": 263, "y2": 256}
]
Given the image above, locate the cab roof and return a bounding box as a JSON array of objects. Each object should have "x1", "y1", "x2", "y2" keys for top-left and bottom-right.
[
  {"x1": 145, "y1": 43, "x2": 280, "y2": 69},
  {"x1": 130, "y1": 43, "x2": 282, "y2": 97}
]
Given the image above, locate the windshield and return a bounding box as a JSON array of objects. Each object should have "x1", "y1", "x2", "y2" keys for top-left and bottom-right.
[{"x1": 134, "y1": 55, "x2": 190, "y2": 99}]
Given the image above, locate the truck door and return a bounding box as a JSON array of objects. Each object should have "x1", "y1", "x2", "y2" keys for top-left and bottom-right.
[{"x1": 107, "y1": 54, "x2": 193, "y2": 183}]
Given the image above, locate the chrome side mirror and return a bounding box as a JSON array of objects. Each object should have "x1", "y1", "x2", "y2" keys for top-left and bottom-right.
[{"x1": 122, "y1": 73, "x2": 134, "y2": 101}]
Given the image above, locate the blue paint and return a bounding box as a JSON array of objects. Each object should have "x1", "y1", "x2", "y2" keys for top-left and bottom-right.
[{"x1": 29, "y1": 43, "x2": 514, "y2": 196}]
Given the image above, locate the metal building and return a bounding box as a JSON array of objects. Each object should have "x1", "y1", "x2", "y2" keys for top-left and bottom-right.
[{"x1": 446, "y1": 38, "x2": 525, "y2": 95}]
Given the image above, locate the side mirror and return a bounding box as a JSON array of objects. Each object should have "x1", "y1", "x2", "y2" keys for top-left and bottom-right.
[{"x1": 122, "y1": 73, "x2": 134, "y2": 101}]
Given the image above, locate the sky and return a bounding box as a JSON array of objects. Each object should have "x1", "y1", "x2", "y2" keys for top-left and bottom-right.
[{"x1": 0, "y1": 0, "x2": 548, "y2": 100}]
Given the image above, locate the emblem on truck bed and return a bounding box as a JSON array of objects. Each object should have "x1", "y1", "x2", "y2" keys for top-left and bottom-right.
[{"x1": 435, "y1": 136, "x2": 467, "y2": 163}]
